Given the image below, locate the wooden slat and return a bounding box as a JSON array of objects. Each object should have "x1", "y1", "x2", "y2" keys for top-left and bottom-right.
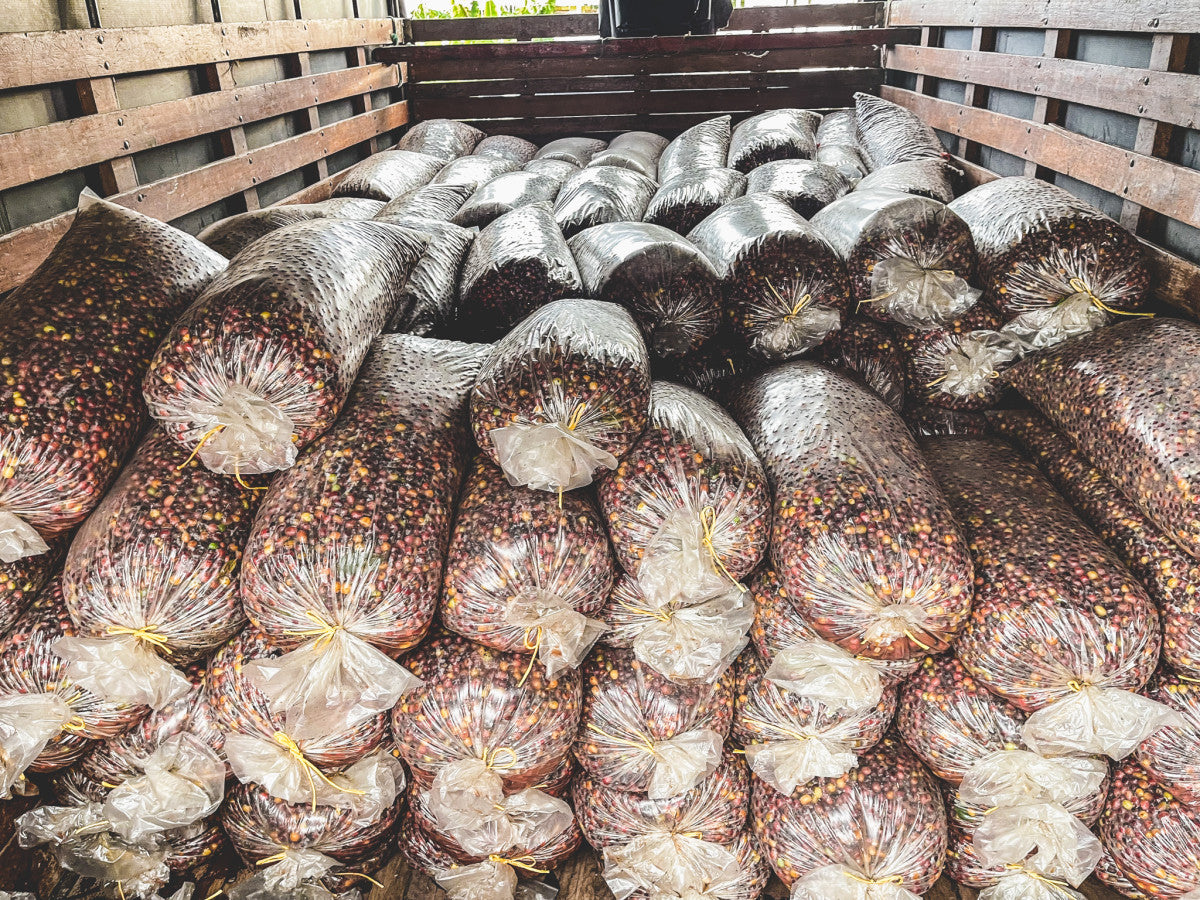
[
  {"x1": 204, "y1": 60, "x2": 259, "y2": 211},
  {"x1": 379, "y1": 27, "x2": 918, "y2": 63},
  {"x1": 411, "y1": 68, "x2": 876, "y2": 100},
  {"x1": 293, "y1": 51, "x2": 330, "y2": 181},
  {"x1": 884, "y1": 45, "x2": 1200, "y2": 131},
  {"x1": 404, "y1": 45, "x2": 883, "y2": 81},
  {"x1": 409, "y1": 13, "x2": 595, "y2": 43},
  {"x1": 74, "y1": 76, "x2": 139, "y2": 194},
  {"x1": 1023, "y1": 28, "x2": 1070, "y2": 178},
  {"x1": 0, "y1": 102, "x2": 408, "y2": 292},
  {"x1": 727, "y1": 2, "x2": 883, "y2": 31},
  {"x1": 413, "y1": 72, "x2": 882, "y2": 120},
  {"x1": 0, "y1": 18, "x2": 399, "y2": 90},
  {"x1": 886, "y1": 0, "x2": 1200, "y2": 32},
  {"x1": 0, "y1": 64, "x2": 400, "y2": 193},
  {"x1": 881, "y1": 86, "x2": 1200, "y2": 230},
  {"x1": 955, "y1": 27, "x2": 994, "y2": 159}
]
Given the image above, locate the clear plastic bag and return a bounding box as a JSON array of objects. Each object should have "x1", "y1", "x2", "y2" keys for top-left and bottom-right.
[
  {"x1": 0, "y1": 581, "x2": 145, "y2": 783},
  {"x1": 596, "y1": 573, "x2": 753, "y2": 685},
  {"x1": 457, "y1": 202, "x2": 583, "y2": 340},
  {"x1": 241, "y1": 335, "x2": 486, "y2": 738},
  {"x1": 0, "y1": 192, "x2": 224, "y2": 562},
  {"x1": 751, "y1": 736, "x2": 947, "y2": 897},
  {"x1": 431, "y1": 155, "x2": 522, "y2": 192},
  {"x1": 747, "y1": 566, "x2": 921, "y2": 687},
  {"x1": 204, "y1": 628, "x2": 388, "y2": 807},
  {"x1": 534, "y1": 137, "x2": 608, "y2": 168},
  {"x1": 810, "y1": 190, "x2": 979, "y2": 328},
  {"x1": 895, "y1": 303, "x2": 1011, "y2": 411},
  {"x1": 554, "y1": 166, "x2": 658, "y2": 238},
  {"x1": 853, "y1": 92, "x2": 946, "y2": 168},
  {"x1": 643, "y1": 168, "x2": 748, "y2": 237},
  {"x1": 601, "y1": 829, "x2": 766, "y2": 900},
  {"x1": 814, "y1": 318, "x2": 908, "y2": 412},
  {"x1": 1134, "y1": 672, "x2": 1200, "y2": 808},
  {"x1": 399, "y1": 807, "x2": 579, "y2": 900},
  {"x1": 728, "y1": 108, "x2": 818, "y2": 173},
  {"x1": 569, "y1": 222, "x2": 722, "y2": 359},
  {"x1": 595, "y1": 381, "x2": 769, "y2": 604},
  {"x1": 587, "y1": 147, "x2": 659, "y2": 180},
  {"x1": 470, "y1": 298, "x2": 651, "y2": 494},
  {"x1": 454, "y1": 171, "x2": 566, "y2": 229},
  {"x1": 573, "y1": 748, "x2": 749, "y2": 850},
  {"x1": 144, "y1": 220, "x2": 428, "y2": 476},
  {"x1": 374, "y1": 183, "x2": 473, "y2": 223},
  {"x1": 0, "y1": 537, "x2": 64, "y2": 640},
  {"x1": 925, "y1": 437, "x2": 1171, "y2": 760},
  {"x1": 441, "y1": 454, "x2": 613, "y2": 676},
  {"x1": 732, "y1": 362, "x2": 974, "y2": 661},
  {"x1": 198, "y1": 199, "x2": 383, "y2": 259},
  {"x1": 331, "y1": 150, "x2": 445, "y2": 201},
  {"x1": 687, "y1": 193, "x2": 850, "y2": 361},
  {"x1": 815, "y1": 144, "x2": 869, "y2": 185},
  {"x1": 398, "y1": 119, "x2": 484, "y2": 160},
  {"x1": 816, "y1": 110, "x2": 858, "y2": 146},
  {"x1": 1006, "y1": 318, "x2": 1200, "y2": 562},
  {"x1": 223, "y1": 780, "x2": 403, "y2": 896},
  {"x1": 1101, "y1": 760, "x2": 1200, "y2": 899},
  {"x1": 733, "y1": 648, "x2": 897, "y2": 796},
  {"x1": 392, "y1": 631, "x2": 582, "y2": 792},
  {"x1": 383, "y1": 218, "x2": 476, "y2": 336},
  {"x1": 574, "y1": 644, "x2": 733, "y2": 799},
  {"x1": 1094, "y1": 844, "x2": 1152, "y2": 900},
  {"x1": 945, "y1": 816, "x2": 1100, "y2": 898},
  {"x1": 948, "y1": 177, "x2": 1150, "y2": 350},
  {"x1": 991, "y1": 407, "x2": 1200, "y2": 679},
  {"x1": 745, "y1": 159, "x2": 849, "y2": 218},
  {"x1": 474, "y1": 135, "x2": 540, "y2": 166},
  {"x1": 856, "y1": 159, "x2": 959, "y2": 204},
  {"x1": 56, "y1": 428, "x2": 259, "y2": 711},
  {"x1": 658, "y1": 117, "x2": 732, "y2": 185}
]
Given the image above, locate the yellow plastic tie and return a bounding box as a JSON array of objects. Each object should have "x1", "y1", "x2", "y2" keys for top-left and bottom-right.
[
  {"x1": 488, "y1": 854, "x2": 550, "y2": 875},
  {"x1": 1066, "y1": 277, "x2": 1154, "y2": 318},
  {"x1": 273, "y1": 731, "x2": 365, "y2": 812},
  {"x1": 518, "y1": 627, "x2": 542, "y2": 687},
  {"x1": 341, "y1": 872, "x2": 384, "y2": 889},
  {"x1": 563, "y1": 403, "x2": 586, "y2": 432},
  {"x1": 257, "y1": 852, "x2": 289, "y2": 866},
  {"x1": 699, "y1": 506, "x2": 746, "y2": 591},
  {"x1": 283, "y1": 610, "x2": 344, "y2": 651},
  {"x1": 586, "y1": 722, "x2": 657, "y2": 757},
  {"x1": 176, "y1": 424, "x2": 226, "y2": 471},
  {"x1": 740, "y1": 716, "x2": 815, "y2": 745},
  {"x1": 106, "y1": 624, "x2": 172, "y2": 655},
  {"x1": 902, "y1": 628, "x2": 935, "y2": 653},
  {"x1": 61, "y1": 715, "x2": 88, "y2": 733},
  {"x1": 616, "y1": 599, "x2": 672, "y2": 623},
  {"x1": 845, "y1": 871, "x2": 906, "y2": 887},
  {"x1": 1003, "y1": 863, "x2": 1073, "y2": 894},
  {"x1": 484, "y1": 746, "x2": 518, "y2": 771}
]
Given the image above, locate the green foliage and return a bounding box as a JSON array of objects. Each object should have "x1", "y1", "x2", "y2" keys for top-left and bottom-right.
[{"x1": 411, "y1": 0, "x2": 572, "y2": 17}]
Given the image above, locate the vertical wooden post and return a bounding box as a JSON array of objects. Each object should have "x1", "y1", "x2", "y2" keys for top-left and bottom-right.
[
  {"x1": 1119, "y1": 34, "x2": 1190, "y2": 232},
  {"x1": 204, "y1": 61, "x2": 261, "y2": 210},
  {"x1": 912, "y1": 26, "x2": 933, "y2": 94},
  {"x1": 955, "y1": 26, "x2": 995, "y2": 161},
  {"x1": 292, "y1": 52, "x2": 331, "y2": 180},
  {"x1": 351, "y1": 47, "x2": 379, "y2": 156},
  {"x1": 75, "y1": 77, "x2": 139, "y2": 195},
  {"x1": 1025, "y1": 28, "x2": 1071, "y2": 178}
]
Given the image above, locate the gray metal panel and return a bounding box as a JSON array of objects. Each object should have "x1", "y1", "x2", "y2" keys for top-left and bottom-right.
[
  {"x1": 0, "y1": 172, "x2": 91, "y2": 232},
  {"x1": 885, "y1": 70, "x2": 919, "y2": 91},
  {"x1": 318, "y1": 98, "x2": 357, "y2": 127},
  {"x1": 1172, "y1": 127, "x2": 1200, "y2": 171},
  {"x1": 979, "y1": 145, "x2": 1026, "y2": 177},
  {"x1": 116, "y1": 70, "x2": 204, "y2": 111},
  {"x1": 1061, "y1": 102, "x2": 1140, "y2": 151},
  {"x1": 1153, "y1": 216, "x2": 1200, "y2": 266},
  {"x1": 986, "y1": 87, "x2": 1036, "y2": 121},
  {"x1": 993, "y1": 28, "x2": 1046, "y2": 57},
  {"x1": 327, "y1": 143, "x2": 370, "y2": 175},
  {"x1": 934, "y1": 78, "x2": 966, "y2": 104},
  {"x1": 244, "y1": 112, "x2": 305, "y2": 151},
  {"x1": 1074, "y1": 31, "x2": 1153, "y2": 68},
  {"x1": 171, "y1": 197, "x2": 239, "y2": 236},
  {"x1": 309, "y1": 48, "x2": 352, "y2": 75},
  {"x1": 935, "y1": 129, "x2": 955, "y2": 151},
  {"x1": 940, "y1": 27, "x2": 973, "y2": 51},
  {"x1": 1053, "y1": 172, "x2": 1124, "y2": 220},
  {"x1": 256, "y1": 169, "x2": 309, "y2": 206},
  {"x1": 133, "y1": 134, "x2": 224, "y2": 184}
]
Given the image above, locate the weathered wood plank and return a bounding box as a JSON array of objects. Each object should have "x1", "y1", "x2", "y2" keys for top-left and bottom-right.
[
  {"x1": 881, "y1": 87, "x2": 1200, "y2": 231},
  {"x1": 886, "y1": 0, "x2": 1200, "y2": 32},
  {"x1": 410, "y1": 66, "x2": 879, "y2": 100},
  {"x1": 727, "y1": 2, "x2": 884, "y2": 31},
  {"x1": 410, "y1": 13, "x2": 595, "y2": 43},
  {"x1": 74, "y1": 76, "x2": 139, "y2": 194},
  {"x1": 403, "y1": 45, "x2": 883, "y2": 82},
  {"x1": 412, "y1": 70, "x2": 881, "y2": 121},
  {"x1": 0, "y1": 64, "x2": 400, "y2": 193},
  {"x1": 0, "y1": 102, "x2": 408, "y2": 292},
  {"x1": 378, "y1": 27, "x2": 917, "y2": 64},
  {"x1": 885, "y1": 44, "x2": 1200, "y2": 131},
  {"x1": 0, "y1": 18, "x2": 399, "y2": 91}
]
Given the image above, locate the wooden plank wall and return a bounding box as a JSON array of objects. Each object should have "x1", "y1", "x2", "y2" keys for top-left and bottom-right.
[
  {"x1": 0, "y1": 17, "x2": 409, "y2": 292},
  {"x1": 376, "y1": 3, "x2": 907, "y2": 139},
  {"x1": 883, "y1": 0, "x2": 1200, "y2": 318}
]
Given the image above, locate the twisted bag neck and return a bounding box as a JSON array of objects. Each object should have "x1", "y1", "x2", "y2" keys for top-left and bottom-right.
[{"x1": 0, "y1": 508, "x2": 50, "y2": 563}]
